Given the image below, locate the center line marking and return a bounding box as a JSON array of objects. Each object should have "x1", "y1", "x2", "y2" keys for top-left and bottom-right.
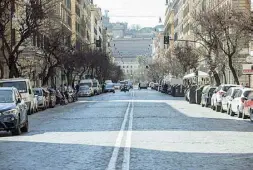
[
  {"x1": 122, "y1": 90, "x2": 134, "y2": 170},
  {"x1": 106, "y1": 101, "x2": 131, "y2": 170}
]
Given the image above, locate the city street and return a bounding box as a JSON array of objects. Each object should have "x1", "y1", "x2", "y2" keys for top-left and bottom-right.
[{"x1": 1, "y1": 89, "x2": 253, "y2": 170}]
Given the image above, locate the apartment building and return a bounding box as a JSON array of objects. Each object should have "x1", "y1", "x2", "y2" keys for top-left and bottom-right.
[{"x1": 90, "y1": 4, "x2": 103, "y2": 49}]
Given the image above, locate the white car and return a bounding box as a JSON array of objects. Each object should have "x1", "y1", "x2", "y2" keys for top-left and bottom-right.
[
  {"x1": 0, "y1": 78, "x2": 35, "y2": 114},
  {"x1": 211, "y1": 84, "x2": 240, "y2": 112},
  {"x1": 33, "y1": 95, "x2": 39, "y2": 113},
  {"x1": 221, "y1": 87, "x2": 241, "y2": 113},
  {"x1": 228, "y1": 88, "x2": 253, "y2": 118}
]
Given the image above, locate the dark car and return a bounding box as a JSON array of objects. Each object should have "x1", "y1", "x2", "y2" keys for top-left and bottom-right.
[
  {"x1": 47, "y1": 88, "x2": 56, "y2": 108},
  {"x1": 0, "y1": 87, "x2": 28, "y2": 135},
  {"x1": 105, "y1": 83, "x2": 115, "y2": 93},
  {"x1": 195, "y1": 85, "x2": 205, "y2": 104},
  {"x1": 201, "y1": 86, "x2": 216, "y2": 107}
]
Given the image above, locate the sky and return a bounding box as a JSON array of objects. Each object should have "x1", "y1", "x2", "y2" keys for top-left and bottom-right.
[{"x1": 94, "y1": 0, "x2": 166, "y2": 28}]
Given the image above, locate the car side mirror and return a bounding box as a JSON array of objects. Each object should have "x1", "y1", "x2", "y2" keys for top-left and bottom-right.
[{"x1": 16, "y1": 98, "x2": 21, "y2": 104}]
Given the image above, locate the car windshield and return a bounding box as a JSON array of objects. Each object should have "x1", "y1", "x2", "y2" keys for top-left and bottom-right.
[
  {"x1": 222, "y1": 86, "x2": 236, "y2": 92},
  {"x1": 0, "y1": 81, "x2": 27, "y2": 93},
  {"x1": 80, "y1": 86, "x2": 90, "y2": 90},
  {"x1": 243, "y1": 90, "x2": 253, "y2": 97},
  {"x1": 0, "y1": 90, "x2": 13, "y2": 103},
  {"x1": 106, "y1": 84, "x2": 114, "y2": 88},
  {"x1": 80, "y1": 83, "x2": 92, "y2": 87},
  {"x1": 34, "y1": 89, "x2": 42, "y2": 96}
]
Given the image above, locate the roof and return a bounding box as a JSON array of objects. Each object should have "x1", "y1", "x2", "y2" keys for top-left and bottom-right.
[
  {"x1": 0, "y1": 87, "x2": 15, "y2": 91},
  {"x1": 183, "y1": 71, "x2": 209, "y2": 79}
]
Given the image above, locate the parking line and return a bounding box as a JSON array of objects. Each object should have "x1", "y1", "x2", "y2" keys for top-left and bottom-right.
[
  {"x1": 122, "y1": 91, "x2": 134, "y2": 170},
  {"x1": 106, "y1": 101, "x2": 131, "y2": 170}
]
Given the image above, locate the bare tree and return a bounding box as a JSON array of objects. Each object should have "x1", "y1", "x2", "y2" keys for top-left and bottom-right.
[
  {"x1": 192, "y1": 10, "x2": 223, "y2": 86},
  {"x1": 0, "y1": 0, "x2": 57, "y2": 78},
  {"x1": 173, "y1": 44, "x2": 199, "y2": 73},
  {"x1": 213, "y1": 6, "x2": 250, "y2": 85},
  {"x1": 38, "y1": 16, "x2": 72, "y2": 86}
]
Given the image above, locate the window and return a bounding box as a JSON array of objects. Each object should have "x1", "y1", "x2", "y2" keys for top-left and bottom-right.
[
  {"x1": 248, "y1": 92, "x2": 253, "y2": 100},
  {"x1": 65, "y1": 0, "x2": 71, "y2": 9},
  {"x1": 244, "y1": 91, "x2": 253, "y2": 97},
  {"x1": 226, "y1": 88, "x2": 232, "y2": 96},
  {"x1": 76, "y1": 22, "x2": 80, "y2": 33},
  {"x1": 67, "y1": 15, "x2": 72, "y2": 27},
  {"x1": 237, "y1": 90, "x2": 242, "y2": 97},
  {"x1": 75, "y1": 5, "x2": 80, "y2": 16}
]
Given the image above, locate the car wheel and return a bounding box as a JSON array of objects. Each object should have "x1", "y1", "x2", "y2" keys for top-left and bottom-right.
[
  {"x1": 242, "y1": 109, "x2": 248, "y2": 119},
  {"x1": 21, "y1": 119, "x2": 29, "y2": 133},
  {"x1": 216, "y1": 105, "x2": 221, "y2": 112},
  {"x1": 237, "y1": 108, "x2": 242, "y2": 118},
  {"x1": 250, "y1": 109, "x2": 253, "y2": 122},
  {"x1": 12, "y1": 117, "x2": 21, "y2": 135},
  {"x1": 27, "y1": 107, "x2": 32, "y2": 115},
  {"x1": 230, "y1": 106, "x2": 235, "y2": 116},
  {"x1": 220, "y1": 105, "x2": 225, "y2": 113}
]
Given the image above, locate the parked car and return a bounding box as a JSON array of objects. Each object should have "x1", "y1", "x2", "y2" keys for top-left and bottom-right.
[
  {"x1": 242, "y1": 92, "x2": 253, "y2": 120},
  {"x1": 80, "y1": 79, "x2": 95, "y2": 96},
  {"x1": 195, "y1": 85, "x2": 205, "y2": 104},
  {"x1": 114, "y1": 83, "x2": 121, "y2": 90},
  {"x1": 0, "y1": 78, "x2": 35, "y2": 115},
  {"x1": 47, "y1": 88, "x2": 56, "y2": 108},
  {"x1": 201, "y1": 86, "x2": 216, "y2": 107},
  {"x1": 139, "y1": 82, "x2": 148, "y2": 89},
  {"x1": 33, "y1": 88, "x2": 49, "y2": 110},
  {"x1": 78, "y1": 85, "x2": 93, "y2": 97},
  {"x1": 211, "y1": 84, "x2": 240, "y2": 112},
  {"x1": 92, "y1": 79, "x2": 101, "y2": 95},
  {"x1": 0, "y1": 87, "x2": 28, "y2": 135},
  {"x1": 104, "y1": 83, "x2": 115, "y2": 93},
  {"x1": 228, "y1": 88, "x2": 253, "y2": 117},
  {"x1": 33, "y1": 94, "x2": 39, "y2": 113},
  {"x1": 221, "y1": 87, "x2": 241, "y2": 113}
]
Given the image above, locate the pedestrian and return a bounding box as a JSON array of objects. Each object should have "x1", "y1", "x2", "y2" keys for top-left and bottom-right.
[{"x1": 138, "y1": 82, "x2": 141, "y2": 90}]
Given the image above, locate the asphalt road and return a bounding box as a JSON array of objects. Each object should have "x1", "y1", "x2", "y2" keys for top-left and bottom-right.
[{"x1": 1, "y1": 89, "x2": 253, "y2": 170}]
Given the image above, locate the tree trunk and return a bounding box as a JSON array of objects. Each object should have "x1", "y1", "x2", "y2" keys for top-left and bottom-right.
[
  {"x1": 221, "y1": 64, "x2": 227, "y2": 84},
  {"x1": 212, "y1": 70, "x2": 221, "y2": 86},
  {"x1": 66, "y1": 70, "x2": 73, "y2": 86},
  {"x1": 9, "y1": 55, "x2": 19, "y2": 78},
  {"x1": 0, "y1": 62, "x2": 4, "y2": 78},
  {"x1": 42, "y1": 67, "x2": 54, "y2": 86},
  {"x1": 228, "y1": 56, "x2": 240, "y2": 85}
]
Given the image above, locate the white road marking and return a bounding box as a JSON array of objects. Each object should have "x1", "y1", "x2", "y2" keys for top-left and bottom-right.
[
  {"x1": 122, "y1": 91, "x2": 134, "y2": 170},
  {"x1": 106, "y1": 101, "x2": 131, "y2": 170}
]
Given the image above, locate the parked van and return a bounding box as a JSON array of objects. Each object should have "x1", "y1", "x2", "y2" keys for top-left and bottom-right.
[
  {"x1": 79, "y1": 79, "x2": 94, "y2": 96},
  {"x1": 92, "y1": 79, "x2": 101, "y2": 95},
  {"x1": 0, "y1": 78, "x2": 35, "y2": 114}
]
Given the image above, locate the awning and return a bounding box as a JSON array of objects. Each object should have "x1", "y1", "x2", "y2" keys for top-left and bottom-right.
[{"x1": 183, "y1": 71, "x2": 209, "y2": 79}]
